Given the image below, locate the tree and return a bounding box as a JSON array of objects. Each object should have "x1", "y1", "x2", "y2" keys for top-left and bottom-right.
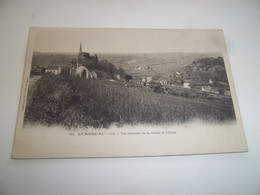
[
  {"x1": 117, "y1": 67, "x2": 126, "y2": 76},
  {"x1": 108, "y1": 63, "x2": 117, "y2": 77},
  {"x1": 124, "y1": 75, "x2": 132, "y2": 82}
]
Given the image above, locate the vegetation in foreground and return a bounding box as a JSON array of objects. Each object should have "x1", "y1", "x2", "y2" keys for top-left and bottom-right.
[{"x1": 24, "y1": 73, "x2": 236, "y2": 129}]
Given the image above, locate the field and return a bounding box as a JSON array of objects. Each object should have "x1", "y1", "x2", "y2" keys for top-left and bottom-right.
[{"x1": 24, "y1": 73, "x2": 236, "y2": 129}]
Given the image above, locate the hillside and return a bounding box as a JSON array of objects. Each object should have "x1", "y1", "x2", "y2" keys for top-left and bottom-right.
[
  {"x1": 25, "y1": 73, "x2": 235, "y2": 128},
  {"x1": 97, "y1": 53, "x2": 222, "y2": 80},
  {"x1": 181, "y1": 56, "x2": 229, "y2": 85}
]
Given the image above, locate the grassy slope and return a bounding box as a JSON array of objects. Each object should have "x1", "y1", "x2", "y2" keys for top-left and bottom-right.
[{"x1": 24, "y1": 73, "x2": 236, "y2": 129}]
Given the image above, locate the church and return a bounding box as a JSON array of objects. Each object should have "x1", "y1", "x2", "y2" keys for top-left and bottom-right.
[{"x1": 70, "y1": 44, "x2": 97, "y2": 79}]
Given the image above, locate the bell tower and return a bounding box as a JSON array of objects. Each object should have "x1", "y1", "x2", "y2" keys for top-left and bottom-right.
[{"x1": 77, "y1": 43, "x2": 83, "y2": 68}]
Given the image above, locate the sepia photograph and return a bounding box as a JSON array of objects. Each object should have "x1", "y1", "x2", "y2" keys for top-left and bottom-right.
[
  {"x1": 12, "y1": 28, "x2": 247, "y2": 158},
  {"x1": 25, "y1": 50, "x2": 235, "y2": 129}
]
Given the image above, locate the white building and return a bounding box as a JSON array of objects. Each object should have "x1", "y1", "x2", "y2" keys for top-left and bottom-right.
[
  {"x1": 146, "y1": 76, "x2": 153, "y2": 83},
  {"x1": 45, "y1": 65, "x2": 62, "y2": 75},
  {"x1": 160, "y1": 79, "x2": 167, "y2": 85},
  {"x1": 201, "y1": 86, "x2": 219, "y2": 94},
  {"x1": 115, "y1": 74, "x2": 121, "y2": 80},
  {"x1": 183, "y1": 82, "x2": 191, "y2": 89}
]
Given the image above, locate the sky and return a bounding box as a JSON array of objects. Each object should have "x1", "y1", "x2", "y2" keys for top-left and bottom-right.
[{"x1": 31, "y1": 28, "x2": 227, "y2": 54}]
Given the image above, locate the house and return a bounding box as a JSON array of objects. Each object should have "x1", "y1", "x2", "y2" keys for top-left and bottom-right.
[
  {"x1": 209, "y1": 79, "x2": 214, "y2": 85},
  {"x1": 201, "y1": 86, "x2": 219, "y2": 94},
  {"x1": 194, "y1": 67, "x2": 198, "y2": 71},
  {"x1": 146, "y1": 76, "x2": 153, "y2": 83},
  {"x1": 201, "y1": 86, "x2": 211, "y2": 92},
  {"x1": 159, "y1": 79, "x2": 167, "y2": 85},
  {"x1": 45, "y1": 65, "x2": 62, "y2": 75},
  {"x1": 217, "y1": 81, "x2": 231, "y2": 95},
  {"x1": 183, "y1": 80, "x2": 191, "y2": 89},
  {"x1": 115, "y1": 74, "x2": 121, "y2": 80}
]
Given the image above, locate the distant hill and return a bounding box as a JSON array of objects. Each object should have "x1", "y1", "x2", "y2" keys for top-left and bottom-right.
[
  {"x1": 181, "y1": 56, "x2": 229, "y2": 85},
  {"x1": 31, "y1": 52, "x2": 227, "y2": 85},
  {"x1": 31, "y1": 52, "x2": 77, "y2": 68},
  {"x1": 97, "y1": 53, "x2": 222, "y2": 80}
]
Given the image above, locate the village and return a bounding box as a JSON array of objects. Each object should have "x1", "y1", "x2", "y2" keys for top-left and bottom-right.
[
  {"x1": 34, "y1": 44, "x2": 232, "y2": 102},
  {"x1": 25, "y1": 44, "x2": 236, "y2": 129}
]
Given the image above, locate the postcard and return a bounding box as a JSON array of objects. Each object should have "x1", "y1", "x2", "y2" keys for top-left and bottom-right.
[{"x1": 12, "y1": 28, "x2": 247, "y2": 158}]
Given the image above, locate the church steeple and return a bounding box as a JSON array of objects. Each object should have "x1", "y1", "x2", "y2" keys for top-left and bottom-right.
[
  {"x1": 78, "y1": 43, "x2": 83, "y2": 67},
  {"x1": 79, "y1": 43, "x2": 82, "y2": 54}
]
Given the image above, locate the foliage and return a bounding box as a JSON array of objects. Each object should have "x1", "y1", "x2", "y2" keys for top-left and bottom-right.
[
  {"x1": 124, "y1": 75, "x2": 132, "y2": 82},
  {"x1": 83, "y1": 58, "x2": 126, "y2": 79},
  {"x1": 153, "y1": 85, "x2": 164, "y2": 93},
  {"x1": 25, "y1": 74, "x2": 236, "y2": 129},
  {"x1": 182, "y1": 57, "x2": 228, "y2": 84}
]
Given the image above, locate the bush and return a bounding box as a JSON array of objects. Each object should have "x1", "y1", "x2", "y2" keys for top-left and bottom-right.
[{"x1": 153, "y1": 85, "x2": 164, "y2": 93}]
